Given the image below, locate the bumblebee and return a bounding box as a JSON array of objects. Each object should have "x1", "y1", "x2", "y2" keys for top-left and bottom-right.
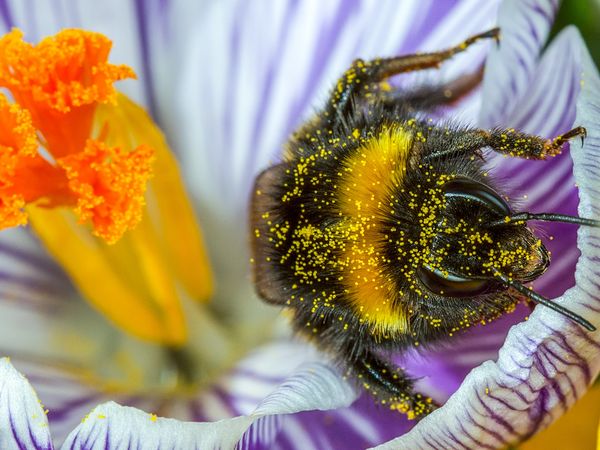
[{"x1": 250, "y1": 28, "x2": 598, "y2": 418}]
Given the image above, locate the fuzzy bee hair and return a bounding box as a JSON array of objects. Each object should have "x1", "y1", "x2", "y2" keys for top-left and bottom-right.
[{"x1": 250, "y1": 28, "x2": 595, "y2": 417}]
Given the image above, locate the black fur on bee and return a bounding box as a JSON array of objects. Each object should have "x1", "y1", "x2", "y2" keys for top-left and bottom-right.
[{"x1": 250, "y1": 28, "x2": 596, "y2": 418}]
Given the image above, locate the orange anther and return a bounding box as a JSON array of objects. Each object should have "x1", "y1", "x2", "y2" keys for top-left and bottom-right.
[
  {"x1": 0, "y1": 29, "x2": 136, "y2": 157},
  {"x1": 58, "y1": 140, "x2": 155, "y2": 244}
]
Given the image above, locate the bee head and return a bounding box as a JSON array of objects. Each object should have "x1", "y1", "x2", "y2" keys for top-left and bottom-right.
[{"x1": 414, "y1": 177, "x2": 549, "y2": 298}]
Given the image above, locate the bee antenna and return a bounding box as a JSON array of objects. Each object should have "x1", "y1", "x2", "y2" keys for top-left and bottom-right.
[
  {"x1": 492, "y1": 269, "x2": 596, "y2": 331},
  {"x1": 488, "y1": 212, "x2": 600, "y2": 228}
]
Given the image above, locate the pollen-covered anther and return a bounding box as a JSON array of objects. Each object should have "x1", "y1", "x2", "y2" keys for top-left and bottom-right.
[
  {"x1": 0, "y1": 194, "x2": 27, "y2": 228},
  {"x1": 0, "y1": 94, "x2": 38, "y2": 163},
  {"x1": 58, "y1": 140, "x2": 155, "y2": 244},
  {"x1": 0, "y1": 93, "x2": 39, "y2": 228},
  {"x1": 0, "y1": 28, "x2": 135, "y2": 112},
  {"x1": 0, "y1": 28, "x2": 136, "y2": 157}
]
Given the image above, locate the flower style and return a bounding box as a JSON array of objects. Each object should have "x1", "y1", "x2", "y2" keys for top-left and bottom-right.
[{"x1": 0, "y1": 1, "x2": 598, "y2": 450}]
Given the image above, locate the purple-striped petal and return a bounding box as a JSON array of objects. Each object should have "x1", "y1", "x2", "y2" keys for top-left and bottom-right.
[
  {"x1": 372, "y1": 27, "x2": 600, "y2": 449},
  {"x1": 6, "y1": 340, "x2": 324, "y2": 447},
  {"x1": 479, "y1": 0, "x2": 559, "y2": 127},
  {"x1": 3, "y1": 341, "x2": 345, "y2": 447},
  {"x1": 488, "y1": 25, "x2": 582, "y2": 302},
  {"x1": 0, "y1": 358, "x2": 54, "y2": 450},
  {"x1": 60, "y1": 362, "x2": 356, "y2": 450},
  {"x1": 0, "y1": 241, "x2": 196, "y2": 432},
  {"x1": 0, "y1": 228, "x2": 72, "y2": 314},
  {"x1": 10, "y1": 359, "x2": 108, "y2": 446}
]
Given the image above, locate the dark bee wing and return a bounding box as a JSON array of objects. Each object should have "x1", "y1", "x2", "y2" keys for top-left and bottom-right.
[{"x1": 250, "y1": 163, "x2": 290, "y2": 304}]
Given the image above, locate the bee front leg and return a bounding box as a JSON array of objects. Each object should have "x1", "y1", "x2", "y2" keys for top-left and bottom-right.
[
  {"x1": 325, "y1": 28, "x2": 499, "y2": 123},
  {"x1": 350, "y1": 351, "x2": 436, "y2": 419},
  {"x1": 424, "y1": 126, "x2": 587, "y2": 162}
]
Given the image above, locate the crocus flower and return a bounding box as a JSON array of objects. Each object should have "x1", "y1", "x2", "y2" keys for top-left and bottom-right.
[{"x1": 0, "y1": 1, "x2": 598, "y2": 449}]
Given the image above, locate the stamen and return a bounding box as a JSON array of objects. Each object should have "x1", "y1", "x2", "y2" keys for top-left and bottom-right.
[
  {"x1": 0, "y1": 28, "x2": 208, "y2": 345},
  {"x1": 0, "y1": 93, "x2": 41, "y2": 227},
  {"x1": 0, "y1": 29, "x2": 153, "y2": 243},
  {"x1": 25, "y1": 92, "x2": 213, "y2": 345},
  {"x1": 0, "y1": 195, "x2": 26, "y2": 228},
  {"x1": 0, "y1": 94, "x2": 38, "y2": 162},
  {"x1": 0, "y1": 28, "x2": 136, "y2": 157},
  {"x1": 58, "y1": 140, "x2": 155, "y2": 244}
]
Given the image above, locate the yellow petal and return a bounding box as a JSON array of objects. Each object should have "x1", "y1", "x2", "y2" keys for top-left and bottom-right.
[
  {"x1": 95, "y1": 94, "x2": 214, "y2": 305},
  {"x1": 519, "y1": 385, "x2": 600, "y2": 450},
  {"x1": 28, "y1": 93, "x2": 213, "y2": 345}
]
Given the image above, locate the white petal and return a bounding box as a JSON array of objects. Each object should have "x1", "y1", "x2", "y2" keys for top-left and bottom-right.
[
  {"x1": 61, "y1": 362, "x2": 357, "y2": 450},
  {"x1": 0, "y1": 358, "x2": 54, "y2": 450},
  {"x1": 371, "y1": 27, "x2": 600, "y2": 450},
  {"x1": 0, "y1": 230, "x2": 105, "y2": 371},
  {"x1": 481, "y1": 23, "x2": 583, "y2": 300},
  {"x1": 479, "y1": 0, "x2": 559, "y2": 127},
  {"x1": 11, "y1": 359, "x2": 110, "y2": 446},
  {"x1": 213, "y1": 341, "x2": 321, "y2": 415}
]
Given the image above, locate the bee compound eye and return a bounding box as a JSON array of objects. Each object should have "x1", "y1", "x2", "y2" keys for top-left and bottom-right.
[
  {"x1": 416, "y1": 265, "x2": 500, "y2": 297},
  {"x1": 442, "y1": 178, "x2": 510, "y2": 216}
]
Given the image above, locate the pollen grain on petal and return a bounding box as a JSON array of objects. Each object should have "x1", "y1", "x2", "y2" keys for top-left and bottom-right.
[{"x1": 58, "y1": 140, "x2": 155, "y2": 244}]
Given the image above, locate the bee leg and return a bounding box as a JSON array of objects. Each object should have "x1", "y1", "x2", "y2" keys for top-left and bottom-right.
[
  {"x1": 424, "y1": 126, "x2": 587, "y2": 162},
  {"x1": 326, "y1": 28, "x2": 499, "y2": 122},
  {"x1": 385, "y1": 67, "x2": 484, "y2": 112},
  {"x1": 369, "y1": 27, "x2": 499, "y2": 78},
  {"x1": 351, "y1": 352, "x2": 437, "y2": 418}
]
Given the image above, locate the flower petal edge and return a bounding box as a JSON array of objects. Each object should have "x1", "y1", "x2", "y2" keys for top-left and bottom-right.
[
  {"x1": 60, "y1": 362, "x2": 357, "y2": 450},
  {"x1": 0, "y1": 358, "x2": 54, "y2": 450}
]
